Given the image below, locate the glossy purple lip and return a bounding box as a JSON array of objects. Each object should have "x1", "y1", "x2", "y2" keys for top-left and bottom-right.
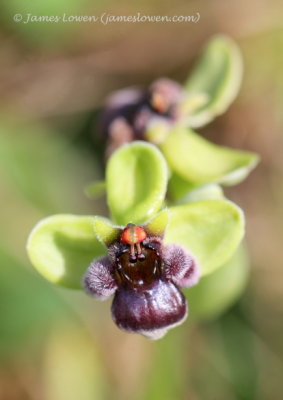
[
  {"x1": 112, "y1": 280, "x2": 187, "y2": 340},
  {"x1": 83, "y1": 225, "x2": 199, "y2": 340}
]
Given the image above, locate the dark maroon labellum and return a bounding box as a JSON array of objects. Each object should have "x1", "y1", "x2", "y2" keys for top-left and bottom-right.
[
  {"x1": 84, "y1": 223, "x2": 199, "y2": 339},
  {"x1": 112, "y1": 281, "x2": 187, "y2": 340}
]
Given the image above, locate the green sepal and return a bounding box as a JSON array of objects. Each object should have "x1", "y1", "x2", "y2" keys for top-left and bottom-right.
[
  {"x1": 106, "y1": 141, "x2": 168, "y2": 225},
  {"x1": 165, "y1": 199, "x2": 245, "y2": 276},
  {"x1": 183, "y1": 35, "x2": 243, "y2": 128},
  {"x1": 27, "y1": 214, "x2": 105, "y2": 289},
  {"x1": 161, "y1": 127, "x2": 259, "y2": 186}
]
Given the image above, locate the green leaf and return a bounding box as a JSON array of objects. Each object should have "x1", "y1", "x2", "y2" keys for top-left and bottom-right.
[
  {"x1": 145, "y1": 209, "x2": 170, "y2": 237},
  {"x1": 106, "y1": 141, "x2": 168, "y2": 225},
  {"x1": 161, "y1": 127, "x2": 259, "y2": 186},
  {"x1": 165, "y1": 200, "x2": 245, "y2": 275},
  {"x1": 183, "y1": 35, "x2": 243, "y2": 128},
  {"x1": 27, "y1": 215, "x2": 105, "y2": 289},
  {"x1": 187, "y1": 245, "x2": 249, "y2": 320},
  {"x1": 93, "y1": 216, "x2": 121, "y2": 247}
]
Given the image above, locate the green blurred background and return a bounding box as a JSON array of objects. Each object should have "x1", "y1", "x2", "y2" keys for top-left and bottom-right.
[{"x1": 0, "y1": 0, "x2": 283, "y2": 399}]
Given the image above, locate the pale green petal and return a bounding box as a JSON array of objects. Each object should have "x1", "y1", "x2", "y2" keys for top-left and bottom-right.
[
  {"x1": 145, "y1": 209, "x2": 170, "y2": 237},
  {"x1": 93, "y1": 216, "x2": 121, "y2": 247}
]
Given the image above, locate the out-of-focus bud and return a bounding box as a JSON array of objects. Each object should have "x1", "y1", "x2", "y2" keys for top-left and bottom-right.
[{"x1": 99, "y1": 78, "x2": 184, "y2": 157}]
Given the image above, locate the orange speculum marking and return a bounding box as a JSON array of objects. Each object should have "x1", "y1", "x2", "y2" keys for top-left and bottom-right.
[
  {"x1": 120, "y1": 224, "x2": 147, "y2": 263},
  {"x1": 120, "y1": 224, "x2": 147, "y2": 244}
]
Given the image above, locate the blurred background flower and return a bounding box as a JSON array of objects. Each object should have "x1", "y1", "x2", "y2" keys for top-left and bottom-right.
[{"x1": 0, "y1": 0, "x2": 283, "y2": 399}]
